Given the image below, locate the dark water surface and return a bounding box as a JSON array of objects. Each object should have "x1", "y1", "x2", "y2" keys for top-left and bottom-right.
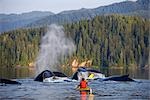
[{"x1": 0, "y1": 67, "x2": 150, "y2": 100}]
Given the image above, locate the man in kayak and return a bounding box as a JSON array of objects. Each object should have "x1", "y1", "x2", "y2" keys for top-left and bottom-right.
[
  {"x1": 77, "y1": 78, "x2": 94, "y2": 100},
  {"x1": 76, "y1": 78, "x2": 92, "y2": 93},
  {"x1": 76, "y1": 78, "x2": 88, "y2": 90},
  {"x1": 80, "y1": 78, "x2": 88, "y2": 88}
]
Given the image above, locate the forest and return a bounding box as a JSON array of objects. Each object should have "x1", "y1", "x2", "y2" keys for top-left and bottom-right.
[{"x1": 0, "y1": 15, "x2": 149, "y2": 69}]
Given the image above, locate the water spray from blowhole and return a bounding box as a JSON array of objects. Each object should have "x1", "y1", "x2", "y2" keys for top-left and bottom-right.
[{"x1": 35, "y1": 24, "x2": 75, "y2": 75}]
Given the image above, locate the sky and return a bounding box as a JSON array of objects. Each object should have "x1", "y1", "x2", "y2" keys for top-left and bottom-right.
[{"x1": 0, "y1": 0, "x2": 137, "y2": 14}]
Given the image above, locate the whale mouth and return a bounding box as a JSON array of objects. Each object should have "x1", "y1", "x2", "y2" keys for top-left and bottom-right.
[
  {"x1": 72, "y1": 67, "x2": 106, "y2": 81},
  {"x1": 34, "y1": 70, "x2": 69, "y2": 82},
  {"x1": 43, "y1": 77, "x2": 71, "y2": 83}
]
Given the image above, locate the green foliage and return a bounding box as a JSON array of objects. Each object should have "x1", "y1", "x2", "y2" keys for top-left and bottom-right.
[
  {"x1": 0, "y1": 15, "x2": 149, "y2": 68},
  {"x1": 0, "y1": 27, "x2": 45, "y2": 67},
  {"x1": 64, "y1": 15, "x2": 149, "y2": 68}
]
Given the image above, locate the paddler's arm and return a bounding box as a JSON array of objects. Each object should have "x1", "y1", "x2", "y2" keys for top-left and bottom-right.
[{"x1": 75, "y1": 85, "x2": 80, "y2": 90}]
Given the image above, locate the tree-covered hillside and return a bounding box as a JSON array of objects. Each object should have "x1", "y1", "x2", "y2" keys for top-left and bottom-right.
[
  {"x1": 0, "y1": 15, "x2": 149, "y2": 68},
  {"x1": 0, "y1": 28, "x2": 46, "y2": 67},
  {"x1": 64, "y1": 15, "x2": 149, "y2": 68}
]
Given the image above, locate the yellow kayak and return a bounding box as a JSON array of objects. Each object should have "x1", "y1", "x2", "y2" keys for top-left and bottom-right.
[
  {"x1": 76, "y1": 86, "x2": 92, "y2": 93},
  {"x1": 79, "y1": 87, "x2": 90, "y2": 91}
]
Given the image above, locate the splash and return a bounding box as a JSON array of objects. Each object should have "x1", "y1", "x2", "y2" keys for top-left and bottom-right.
[{"x1": 35, "y1": 24, "x2": 75, "y2": 75}]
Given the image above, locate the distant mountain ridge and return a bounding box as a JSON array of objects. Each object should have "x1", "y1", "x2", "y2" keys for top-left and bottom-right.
[
  {"x1": 28, "y1": 0, "x2": 149, "y2": 27},
  {"x1": 0, "y1": 0, "x2": 149, "y2": 32},
  {"x1": 0, "y1": 11, "x2": 54, "y2": 32}
]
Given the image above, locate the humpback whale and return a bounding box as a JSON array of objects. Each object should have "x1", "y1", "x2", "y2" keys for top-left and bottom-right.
[
  {"x1": 0, "y1": 78, "x2": 21, "y2": 85},
  {"x1": 103, "y1": 74, "x2": 134, "y2": 81},
  {"x1": 34, "y1": 70, "x2": 54, "y2": 82},
  {"x1": 72, "y1": 67, "x2": 105, "y2": 80},
  {"x1": 72, "y1": 67, "x2": 134, "y2": 82},
  {"x1": 34, "y1": 70, "x2": 70, "y2": 82},
  {"x1": 34, "y1": 68, "x2": 134, "y2": 82},
  {"x1": 53, "y1": 71, "x2": 68, "y2": 77}
]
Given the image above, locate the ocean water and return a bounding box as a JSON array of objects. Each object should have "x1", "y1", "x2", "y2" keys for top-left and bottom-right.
[{"x1": 0, "y1": 79, "x2": 150, "y2": 100}]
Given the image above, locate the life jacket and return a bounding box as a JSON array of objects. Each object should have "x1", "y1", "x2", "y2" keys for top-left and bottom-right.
[{"x1": 80, "y1": 80, "x2": 87, "y2": 88}]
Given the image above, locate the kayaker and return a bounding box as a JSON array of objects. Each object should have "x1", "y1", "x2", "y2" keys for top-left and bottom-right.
[
  {"x1": 76, "y1": 78, "x2": 92, "y2": 94},
  {"x1": 79, "y1": 78, "x2": 88, "y2": 88}
]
